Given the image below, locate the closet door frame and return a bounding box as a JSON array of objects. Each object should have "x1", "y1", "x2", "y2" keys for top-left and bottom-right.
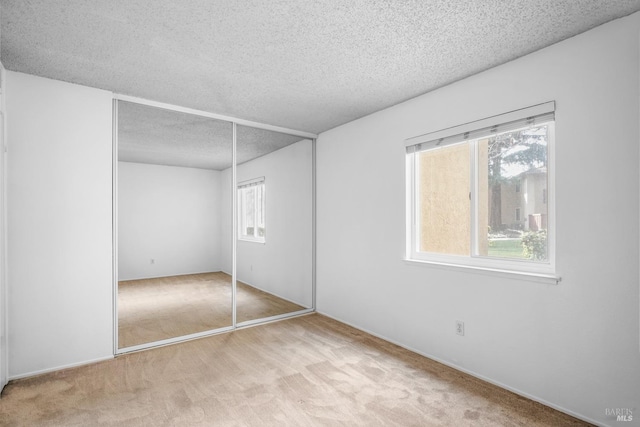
[{"x1": 112, "y1": 94, "x2": 317, "y2": 355}]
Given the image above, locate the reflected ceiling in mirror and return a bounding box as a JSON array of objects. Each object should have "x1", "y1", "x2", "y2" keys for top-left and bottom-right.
[
  {"x1": 118, "y1": 101, "x2": 306, "y2": 170},
  {"x1": 118, "y1": 101, "x2": 233, "y2": 170},
  {"x1": 236, "y1": 126, "x2": 303, "y2": 166}
]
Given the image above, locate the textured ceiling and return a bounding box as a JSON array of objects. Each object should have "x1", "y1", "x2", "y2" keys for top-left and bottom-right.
[
  {"x1": 3, "y1": 1, "x2": 640, "y2": 134},
  {"x1": 118, "y1": 101, "x2": 304, "y2": 170}
]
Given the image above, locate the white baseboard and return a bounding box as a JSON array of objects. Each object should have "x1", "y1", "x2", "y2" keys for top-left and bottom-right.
[
  {"x1": 237, "y1": 277, "x2": 307, "y2": 308},
  {"x1": 118, "y1": 269, "x2": 224, "y2": 282},
  {"x1": 316, "y1": 310, "x2": 604, "y2": 427},
  {"x1": 8, "y1": 355, "x2": 114, "y2": 381}
]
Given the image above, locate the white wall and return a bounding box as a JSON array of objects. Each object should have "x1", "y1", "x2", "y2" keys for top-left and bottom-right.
[
  {"x1": 316, "y1": 13, "x2": 640, "y2": 426},
  {"x1": 222, "y1": 139, "x2": 313, "y2": 308},
  {"x1": 6, "y1": 72, "x2": 113, "y2": 378},
  {"x1": 118, "y1": 161, "x2": 223, "y2": 280}
]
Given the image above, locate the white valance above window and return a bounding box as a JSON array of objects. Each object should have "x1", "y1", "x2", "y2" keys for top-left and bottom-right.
[
  {"x1": 405, "y1": 101, "x2": 555, "y2": 153},
  {"x1": 237, "y1": 176, "x2": 265, "y2": 189}
]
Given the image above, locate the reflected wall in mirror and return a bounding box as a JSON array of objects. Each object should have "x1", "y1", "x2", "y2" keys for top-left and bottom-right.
[
  {"x1": 232, "y1": 125, "x2": 313, "y2": 323},
  {"x1": 116, "y1": 100, "x2": 233, "y2": 349}
]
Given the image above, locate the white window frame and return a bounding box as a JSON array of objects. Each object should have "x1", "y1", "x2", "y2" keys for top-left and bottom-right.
[
  {"x1": 405, "y1": 102, "x2": 558, "y2": 281},
  {"x1": 237, "y1": 177, "x2": 266, "y2": 243}
]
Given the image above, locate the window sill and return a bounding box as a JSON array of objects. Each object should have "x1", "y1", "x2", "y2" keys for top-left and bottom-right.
[
  {"x1": 238, "y1": 237, "x2": 265, "y2": 244},
  {"x1": 403, "y1": 258, "x2": 561, "y2": 285}
]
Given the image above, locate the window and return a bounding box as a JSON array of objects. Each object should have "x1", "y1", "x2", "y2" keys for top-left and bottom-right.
[
  {"x1": 238, "y1": 177, "x2": 266, "y2": 243},
  {"x1": 405, "y1": 102, "x2": 555, "y2": 276}
]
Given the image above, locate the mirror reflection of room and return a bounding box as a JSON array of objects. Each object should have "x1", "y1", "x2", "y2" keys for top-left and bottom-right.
[
  {"x1": 116, "y1": 101, "x2": 234, "y2": 349},
  {"x1": 116, "y1": 102, "x2": 314, "y2": 349},
  {"x1": 234, "y1": 126, "x2": 313, "y2": 324}
]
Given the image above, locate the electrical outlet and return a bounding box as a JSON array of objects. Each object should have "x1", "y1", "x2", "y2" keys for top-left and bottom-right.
[{"x1": 456, "y1": 320, "x2": 465, "y2": 336}]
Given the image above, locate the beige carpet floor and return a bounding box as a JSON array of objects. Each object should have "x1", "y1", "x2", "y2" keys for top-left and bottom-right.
[
  {"x1": 1, "y1": 314, "x2": 589, "y2": 426},
  {"x1": 118, "y1": 272, "x2": 305, "y2": 348}
]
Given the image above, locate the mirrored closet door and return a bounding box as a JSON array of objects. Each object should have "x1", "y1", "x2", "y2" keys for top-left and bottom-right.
[
  {"x1": 235, "y1": 126, "x2": 314, "y2": 324},
  {"x1": 116, "y1": 100, "x2": 233, "y2": 349},
  {"x1": 114, "y1": 98, "x2": 315, "y2": 352}
]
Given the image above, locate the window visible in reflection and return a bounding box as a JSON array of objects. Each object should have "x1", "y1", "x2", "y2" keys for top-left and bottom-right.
[{"x1": 238, "y1": 178, "x2": 266, "y2": 243}]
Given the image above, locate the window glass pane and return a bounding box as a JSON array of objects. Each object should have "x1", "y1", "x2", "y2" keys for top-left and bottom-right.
[
  {"x1": 417, "y1": 142, "x2": 470, "y2": 255},
  {"x1": 244, "y1": 187, "x2": 256, "y2": 236},
  {"x1": 237, "y1": 181, "x2": 265, "y2": 242},
  {"x1": 478, "y1": 124, "x2": 549, "y2": 261},
  {"x1": 256, "y1": 183, "x2": 265, "y2": 237},
  {"x1": 238, "y1": 188, "x2": 245, "y2": 236}
]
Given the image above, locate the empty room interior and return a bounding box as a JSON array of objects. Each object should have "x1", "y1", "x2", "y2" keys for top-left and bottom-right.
[{"x1": 0, "y1": 1, "x2": 639, "y2": 426}]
